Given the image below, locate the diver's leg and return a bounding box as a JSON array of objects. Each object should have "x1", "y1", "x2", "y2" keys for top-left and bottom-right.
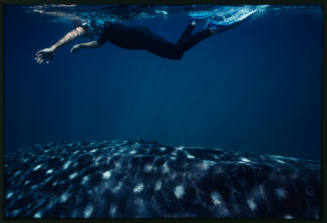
[
  {"x1": 178, "y1": 28, "x2": 212, "y2": 53},
  {"x1": 176, "y1": 21, "x2": 197, "y2": 45},
  {"x1": 142, "y1": 29, "x2": 184, "y2": 60},
  {"x1": 140, "y1": 23, "x2": 209, "y2": 60},
  {"x1": 146, "y1": 36, "x2": 183, "y2": 60},
  {"x1": 144, "y1": 28, "x2": 213, "y2": 60}
]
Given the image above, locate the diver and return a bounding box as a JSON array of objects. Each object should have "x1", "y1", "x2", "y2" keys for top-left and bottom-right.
[{"x1": 35, "y1": 19, "x2": 235, "y2": 63}]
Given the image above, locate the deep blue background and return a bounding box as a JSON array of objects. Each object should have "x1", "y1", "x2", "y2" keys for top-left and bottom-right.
[{"x1": 5, "y1": 5, "x2": 322, "y2": 160}]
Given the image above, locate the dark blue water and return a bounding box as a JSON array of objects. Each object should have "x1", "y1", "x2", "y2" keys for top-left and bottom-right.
[{"x1": 5, "y1": 5, "x2": 322, "y2": 161}]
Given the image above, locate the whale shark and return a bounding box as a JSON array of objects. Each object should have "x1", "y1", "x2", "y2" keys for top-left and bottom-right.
[{"x1": 5, "y1": 140, "x2": 321, "y2": 218}]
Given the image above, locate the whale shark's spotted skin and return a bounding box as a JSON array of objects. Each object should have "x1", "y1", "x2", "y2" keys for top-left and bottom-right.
[{"x1": 5, "y1": 140, "x2": 321, "y2": 218}]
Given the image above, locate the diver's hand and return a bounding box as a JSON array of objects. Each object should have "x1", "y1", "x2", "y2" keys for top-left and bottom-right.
[
  {"x1": 35, "y1": 47, "x2": 55, "y2": 64},
  {"x1": 71, "y1": 44, "x2": 81, "y2": 54}
]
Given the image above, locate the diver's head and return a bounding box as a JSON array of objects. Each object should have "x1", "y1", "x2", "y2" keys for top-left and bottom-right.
[{"x1": 73, "y1": 18, "x2": 91, "y2": 35}]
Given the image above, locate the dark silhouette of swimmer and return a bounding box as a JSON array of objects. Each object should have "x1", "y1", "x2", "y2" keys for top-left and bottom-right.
[{"x1": 35, "y1": 20, "x2": 233, "y2": 63}]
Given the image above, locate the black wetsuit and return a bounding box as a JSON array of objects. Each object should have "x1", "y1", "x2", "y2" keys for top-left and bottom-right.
[{"x1": 96, "y1": 22, "x2": 212, "y2": 60}]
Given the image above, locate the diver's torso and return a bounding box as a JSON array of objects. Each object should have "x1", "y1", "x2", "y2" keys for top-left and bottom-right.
[
  {"x1": 86, "y1": 21, "x2": 151, "y2": 49},
  {"x1": 101, "y1": 22, "x2": 151, "y2": 49}
]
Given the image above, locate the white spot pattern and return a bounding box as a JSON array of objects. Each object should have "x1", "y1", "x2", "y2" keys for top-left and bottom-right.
[
  {"x1": 110, "y1": 204, "x2": 117, "y2": 216},
  {"x1": 46, "y1": 169, "x2": 54, "y2": 174},
  {"x1": 247, "y1": 199, "x2": 257, "y2": 210},
  {"x1": 144, "y1": 164, "x2": 153, "y2": 172},
  {"x1": 6, "y1": 192, "x2": 13, "y2": 199},
  {"x1": 69, "y1": 172, "x2": 78, "y2": 179},
  {"x1": 284, "y1": 214, "x2": 293, "y2": 219},
  {"x1": 133, "y1": 183, "x2": 144, "y2": 193},
  {"x1": 103, "y1": 171, "x2": 111, "y2": 179},
  {"x1": 82, "y1": 176, "x2": 89, "y2": 184},
  {"x1": 63, "y1": 160, "x2": 71, "y2": 169},
  {"x1": 187, "y1": 154, "x2": 195, "y2": 159},
  {"x1": 34, "y1": 212, "x2": 42, "y2": 218},
  {"x1": 174, "y1": 185, "x2": 185, "y2": 199},
  {"x1": 275, "y1": 188, "x2": 287, "y2": 200},
  {"x1": 162, "y1": 163, "x2": 169, "y2": 174},
  {"x1": 241, "y1": 157, "x2": 251, "y2": 163},
  {"x1": 84, "y1": 205, "x2": 94, "y2": 218},
  {"x1": 33, "y1": 164, "x2": 42, "y2": 171},
  {"x1": 129, "y1": 150, "x2": 137, "y2": 155},
  {"x1": 160, "y1": 147, "x2": 166, "y2": 151},
  {"x1": 176, "y1": 146, "x2": 184, "y2": 151},
  {"x1": 60, "y1": 193, "x2": 69, "y2": 203},
  {"x1": 155, "y1": 181, "x2": 162, "y2": 191},
  {"x1": 211, "y1": 192, "x2": 222, "y2": 206}
]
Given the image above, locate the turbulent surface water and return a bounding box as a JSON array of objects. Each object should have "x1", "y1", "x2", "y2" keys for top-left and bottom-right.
[
  {"x1": 24, "y1": 4, "x2": 321, "y2": 27},
  {"x1": 5, "y1": 140, "x2": 320, "y2": 218},
  {"x1": 24, "y1": 5, "x2": 275, "y2": 26}
]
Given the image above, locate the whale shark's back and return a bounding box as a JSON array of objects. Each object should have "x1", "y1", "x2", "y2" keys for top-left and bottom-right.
[{"x1": 5, "y1": 140, "x2": 321, "y2": 218}]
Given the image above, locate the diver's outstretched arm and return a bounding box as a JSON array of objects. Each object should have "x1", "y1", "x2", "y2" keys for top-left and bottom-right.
[
  {"x1": 70, "y1": 40, "x2": 103, "y2": 54},
  {"x1": 35, "y1": 27, "x2": 86, "y2": 64}
]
